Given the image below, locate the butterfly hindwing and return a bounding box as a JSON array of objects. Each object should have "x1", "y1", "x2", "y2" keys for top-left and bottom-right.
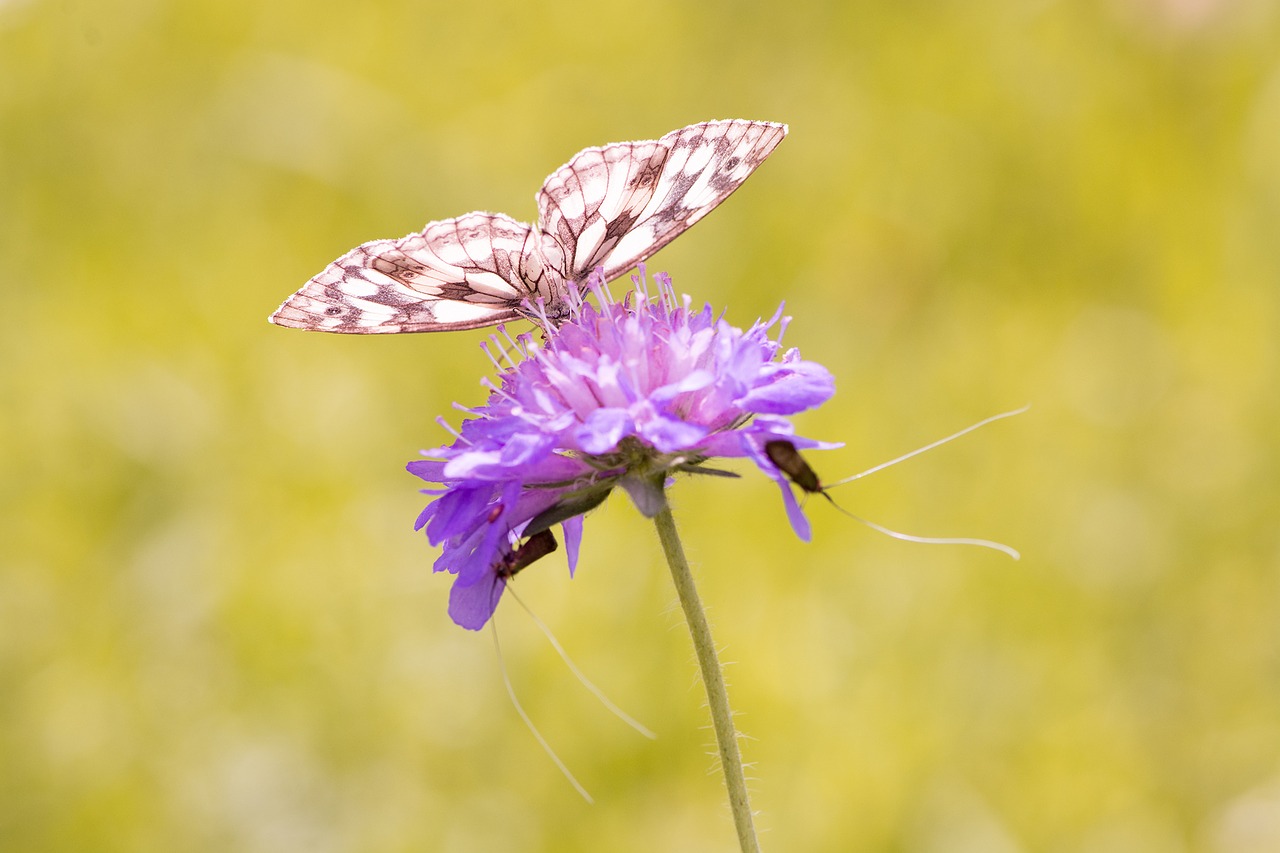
[{"x1": 270, "y1": 213, "x2": 551, "y2": 334}]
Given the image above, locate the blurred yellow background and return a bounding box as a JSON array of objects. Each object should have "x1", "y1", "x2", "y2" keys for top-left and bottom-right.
[{"x1": 4, "y1": 0, "x2": 1279, "y2": 850}]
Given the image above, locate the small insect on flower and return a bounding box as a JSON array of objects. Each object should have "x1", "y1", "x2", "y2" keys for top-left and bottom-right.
[
  {"x1": 764, "y1": 439, "x2": 835, "y2": 504},
  {"x1": 763, "y1": 411, "x2": 1028, "y2": 560},
  {"x1": 410, "y1": 270, "x2": 838, "y2": 629},
  {"x1": 270, "y1": 120, "x2": 786, "y2": 334},
  {"x1": 496, "y1": 530, "x2": 559, "y2": 581}
]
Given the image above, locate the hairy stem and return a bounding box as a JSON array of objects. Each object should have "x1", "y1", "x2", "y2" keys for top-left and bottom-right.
[{"x1": 652, "y1": 497, "x2": 760, "y2": 853}]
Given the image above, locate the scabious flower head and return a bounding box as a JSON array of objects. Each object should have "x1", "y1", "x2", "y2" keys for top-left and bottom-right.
[{"x1": 408, "y1": 271, "x2": 838, "y2": 629}]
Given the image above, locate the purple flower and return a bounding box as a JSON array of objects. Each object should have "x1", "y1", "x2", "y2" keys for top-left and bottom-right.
[{"x1": 408, "y1": 271, "x2": 837, "y2": 630}]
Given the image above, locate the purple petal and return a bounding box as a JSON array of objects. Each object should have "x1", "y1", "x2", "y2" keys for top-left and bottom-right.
[
  {"x1": 641, "y1": 414, "x2": 708, "y2": 453},
  {"x1": 562, "y1": 515, "x2": 584, "y2": 577},
  {"x1": 448, "y1": 573, "x2": 504, "y2": 631},
  {"x1": 413, "y1": 502, "x2": 436, "y2": 532},
  {"x1": 409, "y1": 273, "x2": 839, "y2": 630},
  {"x1": 649, "y1": 369, "x2": 715, "y2": 403},
  {"x1": 425, "y1": 486, "x2": 493, "y2": 546},
  {"x1": 776, "y1": 476, "x2": 812, "y2": 542},
  {"x1": 577, "y1": 408, "x2": 633, "y2": 454},
  {"x1": 407, "y1": 459, "x2": 448, "y2": 481},
  {"x1": 740, "y1": 363, "x2": 835, "y2": 414}
]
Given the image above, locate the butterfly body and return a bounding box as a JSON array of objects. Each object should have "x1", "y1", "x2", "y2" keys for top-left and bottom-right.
[{"x1": 270, "y1": 120, "x2": 787, "y2": 334}]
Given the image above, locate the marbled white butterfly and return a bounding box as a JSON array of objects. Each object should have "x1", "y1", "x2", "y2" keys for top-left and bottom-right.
[{"x1": 269, "y1": 119, "x2": 787, "y2": 334}]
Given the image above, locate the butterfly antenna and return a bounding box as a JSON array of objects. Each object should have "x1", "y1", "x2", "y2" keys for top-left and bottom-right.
[
  {"x1": 826, "y1": 404, "x2": 1030, "y2": 489},
  {"x1": 490, "y1": 623, "x2": 594, "y2": 803},
  {"x1": 505, "y1": 586, "x2": 656, "y2": 740}
]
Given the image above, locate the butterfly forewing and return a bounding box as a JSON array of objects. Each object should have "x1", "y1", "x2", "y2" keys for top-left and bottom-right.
[
  {"x1": 536, "y1": 142, "x2": 669, "y2": 278},
  {"x1": 598, "y1": 121, "x2": 787, "y2": 281},
  {"x1": 270, "y1": 119, "x2": 787, "y2": 334}
]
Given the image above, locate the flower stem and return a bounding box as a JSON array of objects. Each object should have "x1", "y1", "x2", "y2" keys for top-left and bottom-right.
[{"x1": 652, "y1": 498, "x2": 761, "y2": 853}]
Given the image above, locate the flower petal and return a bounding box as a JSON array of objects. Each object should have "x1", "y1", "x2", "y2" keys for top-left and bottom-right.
[
  {"x1": 578, "y1": 408, "x2": 634, "y2": 454},
  {"x1": 740, "y1": 362, "x2": 835, "y2": 414},
  {"x1": 448, "y1": 573, "x2": 503, "y2": 631},
  {"x1": 776, "y1": 476, "x2": 812, "y2": 542},
  {"x1": 410, "y1": 270, "x2": 837, "y2": 629},
  {"x1": 562, "y1": 515, "x2": 584, "y2": 577}
]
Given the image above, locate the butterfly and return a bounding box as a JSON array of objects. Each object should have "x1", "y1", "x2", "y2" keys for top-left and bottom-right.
[{"x1": 269, "y1": 119, "x2": 787, "y2": 334}]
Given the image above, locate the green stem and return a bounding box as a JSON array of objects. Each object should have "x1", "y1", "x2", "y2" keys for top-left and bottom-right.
[{"x1": 652, "y1": 498, "x2": 761, "y2": 853}]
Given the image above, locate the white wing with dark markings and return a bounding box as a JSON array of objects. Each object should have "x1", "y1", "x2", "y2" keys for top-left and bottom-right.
[{"x1": 270, "y1": 119, "x2": 787, "y2": 334}]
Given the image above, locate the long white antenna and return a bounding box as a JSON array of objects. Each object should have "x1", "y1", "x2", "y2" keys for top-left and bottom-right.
[
  {"x1": 507, "y1": 587, "x2": 656, "y2": 739},
  {"x1": 838, "y1": 509, "x2": 1021, "y2": 560},
  {"x1": 491, "y1": 625, "x2": 594, "y2": 803},
  {"x1": 827, "y1": 404, "x2": 1030, "y2": 488}
]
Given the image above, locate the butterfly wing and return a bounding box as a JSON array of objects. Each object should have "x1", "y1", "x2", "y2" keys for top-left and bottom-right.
[
  {"x1": 535, "y1": 120, "x2": 787, "y2": 284},
  {"x1": 598, "y1": 120, "x2": 787, "y2": 281},
  {"x1": 536, "y1": 141, "x2": 670, "y2": 280},
  {"x1": 271, "y1": 119, "x2": 785, "y2": 334},
  {"x1": 270, "y1": 212, "x2": 560, "y2": 334}
]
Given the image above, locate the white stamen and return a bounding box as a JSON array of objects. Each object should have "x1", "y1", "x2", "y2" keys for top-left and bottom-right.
[
  {"x1": 478, "y1": 340, "x2": 504, "y2": 373},
  {"x1": 433, "y1": 415, "x2": 465, "y2": 443}
]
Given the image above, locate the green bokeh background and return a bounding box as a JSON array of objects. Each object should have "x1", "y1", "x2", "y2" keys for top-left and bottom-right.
[{"x1": 4, "y1": 1, "x2": 1279, "y2": 850}]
